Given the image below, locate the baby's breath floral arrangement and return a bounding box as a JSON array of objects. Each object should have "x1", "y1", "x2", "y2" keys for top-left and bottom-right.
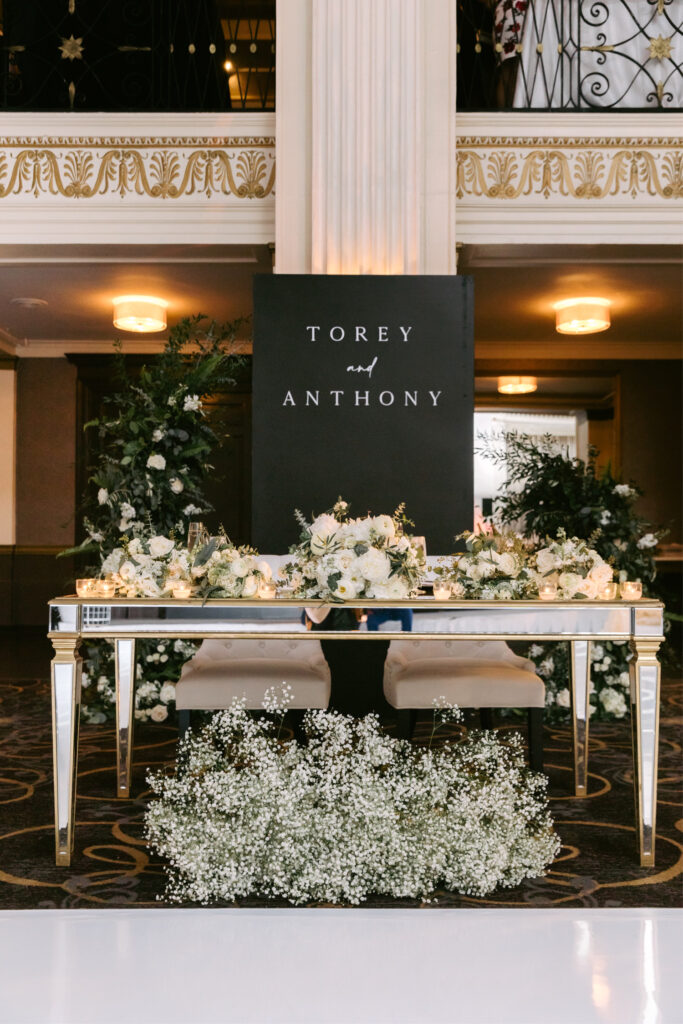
[
  {"x1": 145, "y1": 692, "x2": 560, "y2": 905},
  {"x1": 283, "y1": 498, "x2": 425, "y2": 601},
  {"x1": 436, "y1": 527, "x2": 536, "y2": 599}
]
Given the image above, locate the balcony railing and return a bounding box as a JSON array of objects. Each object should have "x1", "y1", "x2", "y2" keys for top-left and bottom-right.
[
  {"x1": 457, "y1": 0, "x2": 682, "y2": 111},
  {"x1": 0, "y1": 0, "x2": 275, "y2": 112}
]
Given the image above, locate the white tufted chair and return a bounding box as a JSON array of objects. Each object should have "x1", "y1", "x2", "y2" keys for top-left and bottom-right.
[
  {"x1": 175, "y1": 638, "x2": 331, "y2": 737},
  {"x1": 383, "y1": 639, "x2": 545, "y2": 769}
]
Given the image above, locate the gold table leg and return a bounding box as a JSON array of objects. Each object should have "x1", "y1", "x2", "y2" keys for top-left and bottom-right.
[
  {"x1": 570, "y1": 640, "x2": 591, "y2": 797},
  {"x1": 630, "y1": 638, "x2": 662, "y2": 867},
  {"x1": 115, "y1": 639, "x2": 136, "y2": 798},
  {"x1": 51, "y1": 636, "x2": 82, "y2": 866}
]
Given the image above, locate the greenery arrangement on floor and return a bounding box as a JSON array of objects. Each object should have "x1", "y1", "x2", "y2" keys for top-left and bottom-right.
[
  {"x1": 145, "y1": 694, "x2": 561, "y2": 906},
  {"x1": 479, "y1": 433, "x2": 666, "y2": 720},
  {"x1": 63, "y1": 316, "x2": 247, "y2": 723}
]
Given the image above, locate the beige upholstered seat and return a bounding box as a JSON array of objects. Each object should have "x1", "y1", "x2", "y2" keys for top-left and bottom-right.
[
  {"x1": 383, "y1": 639, "x2": 544, "y2": 710},
  {"x1": 176, "y1": 638, "x2": 331, "y2": 711}
]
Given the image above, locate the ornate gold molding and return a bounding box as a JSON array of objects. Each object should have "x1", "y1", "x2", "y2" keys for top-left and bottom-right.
[
  {"x1": 456, "y1": 137, "x2": 683, "y2": 201},
  {"x1": 0, "y1": 137, "x2": 276, "y2": 200}
]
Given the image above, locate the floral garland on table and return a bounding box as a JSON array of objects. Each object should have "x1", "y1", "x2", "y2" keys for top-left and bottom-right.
[
  {"x1": 435, "y1": 528, "x2": 536, "y2": 599},
  {"x1": 435, "y1": 528, "x2": 613, "y2": 601},
  {"x1": 101, "y1": 534, "x2": 273, "y2": 600},
  {"x1": 283, "y1": 498, "x2": 425, "y2": 601},
  {"x1": 145, "y1": 692, "x2": 561, "y2": 906}
]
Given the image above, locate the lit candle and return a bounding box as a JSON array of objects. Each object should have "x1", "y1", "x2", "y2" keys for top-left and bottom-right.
[
  {"x1": 598, "y1": 582, "x2": 618, "y2": 600},
  {"x1": 432, "y1": 583, "x2": 451, "y2": 601},
  {"x1": 97, "y1": 579, "x2": 116, "y2": 599},
  {"x1": 620, "y1": 581, "x2": 642, "y2": 600},
  {"x1": 258, "y1": 581, "x2": 278, "y2": 599},
  {"x1": 76, "y1": 578, "x2": 97, "y2": 598},
  {"x1": 172, "y1": 582, "x2": 193, "y2": 599},
  {"x1": 538, "y1": 582, "x2": 558, "y2": 601}
]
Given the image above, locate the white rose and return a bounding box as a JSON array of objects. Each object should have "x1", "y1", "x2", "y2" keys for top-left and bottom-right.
[
  {"x1": 588, "y1": 562, "x2": 613, "y2": 586},
  {"x1": 497, "y1": 553, "x2": 517, "y2": 576},
  {"x1": 146, "y1": 453, "x2": 166, "y2": 470},
  {"x1": 599, "y1": 510, "x2": 611, "y2": 525},
  {"x1": 556, "y1": 688, "x2": 571, "y2": 708},
  {"x1": 183, "y1": 394, "x2": 201, "y2": 412},
  {"x1": 357, "y1": 548, "x2": 392, "y2": 584},
  {"x1": 309, "y1": 514, "x2": 339, "y2": 555},
  {"x1": 592, "y1": 644, "x2": 605, "y2": 661},
  {"x1": 371, "y1": 515, "x2": 396, "y2": 540},
  {"x1": 637, "y1": 533, "x2": 658, "y2": 549},
  {"x1": 332, "y1": 550, "x2": 358, "y2": 574},
  {"x1": 231, "y1": 557, "x2": 250, "y2": 578},
  {"x1": 97, "y1": 487, "x2": 109, "y2": 505},
  {"x1": 599, "y1": 687, "x2": 627, "y2": 717},
  {"x1": 148, "y1": 535, "x2": 175, "y2": 558},
  {"x1": 333, "y1": 576, "x2": 362, "y2": 600},
  {"x1": 575, "y1": 577, "x2": 598, "y2": 599},
  {"x1": 369, "y1": 577, "x2": 409, "y2": 600},
  {"x1": 619, "y1": 671, "x2": 630, "y2": 688},
  {"x1": 159, "y1": 682, "x2": 176, "y2": 704},
  {"x1": 150, "y1": 705, "x2": 169, "y2": 723},
  {"x1": 256, "y1": 560, "x2": 273, "y2": 580},
  {"x1": 152, "y1": 428, "x2": 164, "y2": 442},
  {"x1": 613, "y1": 484, "x2": 633, "y2": 497},
  {"x1": 535, "y1": 548, "x2": 559, "y2": 575},
  {"x1": 170, "y1": 478, "x2": 184, "y2": 494},
  {"x1": 558, "y1": 572, "x2": 582, "y2": 598},
  {"x1": 242, "y1": 575, "x2": 259, "y2": 597}
]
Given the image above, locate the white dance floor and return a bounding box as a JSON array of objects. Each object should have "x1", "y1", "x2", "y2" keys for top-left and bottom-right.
[{"x1": 1, "y1": 908, "x2": 680, "y2": 1024}]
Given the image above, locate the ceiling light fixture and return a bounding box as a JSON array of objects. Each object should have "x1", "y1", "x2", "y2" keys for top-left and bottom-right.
[
  {"x1": 112, "y1": 295, "x2": 167, "y2": 333},
  {"x1": 497, "y1": 376, "x2": 538, "y2": 395},
  {"x1": 554, "y1": 296, "x2": 611, "y2": 335}
]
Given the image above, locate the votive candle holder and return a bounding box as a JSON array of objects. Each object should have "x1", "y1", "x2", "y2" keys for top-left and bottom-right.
[
  {"x1": 538, "y1": 582, "x2": 558, "y2": 601},
  {"x1": 620, "y1": 581, "x2": 642, "y2": 600},
  {"x1": 171, "y1": 582, "x2": 193, "y2": 600},
  {"x1": 96, "y1": 579, "x2": 116, "y2": 599},
  {"x1": 76, "y1": 578, "x2": 97, "y2": 598},
  {"x1": 432, "y1": 583, "x2": 452, "y2": 601},
  {"x1": 258, "y1": 581, "x2": 278, "y2": 599},
  {"x1": 598, "y1": 582, "x2": 618, "y2": 600}
]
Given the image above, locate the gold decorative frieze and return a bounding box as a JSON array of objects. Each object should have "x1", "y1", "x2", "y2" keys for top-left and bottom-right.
[
  {"x1": 0, "y1": 136, "x2": 275, "y2": 201},
  {"x1": 456, "y1": 137, "x2": 682, "y2": 201}
]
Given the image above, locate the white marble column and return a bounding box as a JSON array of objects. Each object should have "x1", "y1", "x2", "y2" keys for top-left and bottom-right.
[{"x1": 275, "y1": 0, "x2": 457, "y2": 275}]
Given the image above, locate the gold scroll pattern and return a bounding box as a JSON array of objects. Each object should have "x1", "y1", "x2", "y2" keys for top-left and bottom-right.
[
  {"x1": 457, "y1": 140, "x2": 683, "y2": 201},
  {"x1": 0, "y1": 139, "x2": 275, "y2": 200}
]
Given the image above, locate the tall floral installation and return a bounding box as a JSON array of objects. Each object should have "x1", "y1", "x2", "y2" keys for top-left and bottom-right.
[
  {"x1": 283, "y1": 499, "x2": 425, "y2": 601},
  {"x1": 64, "y1": 316, "x2": 248, "y2": 723},
  {"x1": 145, "y1": 691, "x2": 561, "y2": 906},
  {"x1": 478, "y1": 433, "x2": 666, "y2": 721}
]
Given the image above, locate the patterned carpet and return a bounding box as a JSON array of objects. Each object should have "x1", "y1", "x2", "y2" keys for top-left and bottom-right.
[{"x1": 0, "y1": 631, "x2": 681, "y2": 910}]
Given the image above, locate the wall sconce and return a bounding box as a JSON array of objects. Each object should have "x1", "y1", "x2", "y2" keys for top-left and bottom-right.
[
  {"x1": 497, "y1": 376, "x2": 537, "y2": 395},
  {"x1": 112, "y1": 295, "x2": 168, "y2": 333},
  {"x1": 554, "y1": 297, "x2": 611, "y2": 335}
]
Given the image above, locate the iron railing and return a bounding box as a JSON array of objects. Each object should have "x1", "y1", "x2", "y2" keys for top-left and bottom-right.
[
  {"x1": 457, "y1": 0, "x2": 682, "y2": 110},
  {"x1": 0, "y1": 0, "x2": 275, "y2": 112}
]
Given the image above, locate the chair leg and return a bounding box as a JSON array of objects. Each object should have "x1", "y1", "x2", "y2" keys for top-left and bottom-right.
[
  {"x1": 479, "y1": 707, "x2": 494, "y2": 731},
  {"x1": 527, "y1": 708, "x2": 544, "y2": 772},
  {"x1": 395, "y1": 709, "x2": 417, "y2": 740},
  {"x1": 178, "y1": 709, "x2": 191, "y2": 741}
]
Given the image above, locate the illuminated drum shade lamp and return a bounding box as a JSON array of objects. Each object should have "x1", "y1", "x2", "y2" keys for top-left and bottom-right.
[
  {"x1": 112, "y1": 295, "x2": 168, "y2": 333},
  {"x1": 554, "y1": 297, "x2": 611, "y2": 335},
  {"x1": 497, "y1": 376, "x2": 537, "y2": 395}
]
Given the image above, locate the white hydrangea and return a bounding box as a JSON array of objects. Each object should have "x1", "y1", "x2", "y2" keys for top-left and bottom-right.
[
  {"x1": 599, "y1": 687, "x2": 627, "y2": 718},
  {"x1": 613, "y1": 484, "x2": 634, "y2": 497},
  {"x1": 183, "y1": 394, "x2": 201, "y2": 412}
]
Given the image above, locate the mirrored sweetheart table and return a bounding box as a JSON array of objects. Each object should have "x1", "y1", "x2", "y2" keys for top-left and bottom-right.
[{"x1": 48, "y1": 596, "x2": 665, "y2": 868}]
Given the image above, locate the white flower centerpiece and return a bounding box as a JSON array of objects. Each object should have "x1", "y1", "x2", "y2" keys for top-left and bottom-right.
[
  {"x1": 100, "y1": 532, "x2": 273, "y2": 600},
  {"x1": 530, "y1": 530, "x2": 614, "y2": 599},
  {"x1": 145, "y1": 691, "x2": 561, "y2": 906},
  {"x1": 436, "y1": 528, "x2": 536, "y2": 600},
  {"x1": 282, "y1": 498, "x2": 425, "y2": 601}
]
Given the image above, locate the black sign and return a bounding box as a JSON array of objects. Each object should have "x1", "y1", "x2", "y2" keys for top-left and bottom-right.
[{"x1": 252, "y1": 275, "x2": 474, "y2": 552}]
